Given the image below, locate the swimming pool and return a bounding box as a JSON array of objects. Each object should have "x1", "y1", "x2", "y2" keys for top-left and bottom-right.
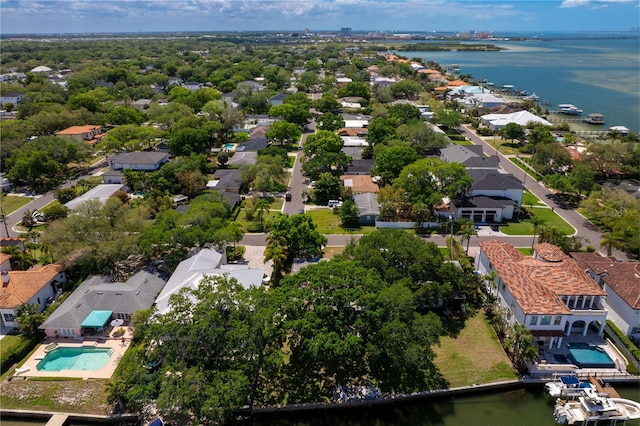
[
  {"x1": 222, "y1": 143, "x2": 236, "y2": 151},
  {"x1": 567, "y1": 343, "x2": 615, "y2": 369},
  {"x1": 36, "y1": 347, "x2": 113, "y2": 372}
]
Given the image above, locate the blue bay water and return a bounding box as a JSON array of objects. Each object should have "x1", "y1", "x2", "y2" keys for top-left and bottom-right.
[{"x1": 390, "y1": 33, "x2": 640, "y2": 133}]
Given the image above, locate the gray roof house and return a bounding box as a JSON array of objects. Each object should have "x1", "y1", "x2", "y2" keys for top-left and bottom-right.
[
  {"x1": 207, "y1": 169, "x2": 242, "y2": 193},
  {"x1": 440, "y1": 144, "x2": 499, "y2": 169},
  {"x1": 64, "y1": 184, "x2": 125, "y2": 210},
  {"x1": 154, "y1": 248, "x2": 265, "y2": 315},
  {"x1": 451, "y1": 195, "x2": 517, "y2": 223},
  {"x1": 353, "y1": 193, "x2": 380, "y2": 225},
  {"x1": 109, "y1": 151, "x2": 169, "y2": 171},
  {"x1": 39, "y1": 269, "x2": 167, "y2": 338}
]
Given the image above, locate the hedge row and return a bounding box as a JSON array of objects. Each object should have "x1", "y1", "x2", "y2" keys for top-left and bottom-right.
[
  {"x1": 606, "y1": 319, "x2": 640, "y2": 363},
  {"x1": 0, "y1": 335, "x2": 41, "y2": 375}
]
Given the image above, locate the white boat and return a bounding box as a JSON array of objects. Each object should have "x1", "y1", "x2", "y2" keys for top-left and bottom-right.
[
  {"x1": 558, "y1": 104, "x2": 583, "y2": 115},
  {"x1": 523, "y1": 92, "x2": 539, "y2": 101},
  {"x1": 584, "y1": 113, "x2": 605, "y2": 124},
  {"x1": 545, "y1": 376, "x2": 595, "y2": 398},
  {"x1": 553, "y1": 388, "x2": 640, "y2": 425}
]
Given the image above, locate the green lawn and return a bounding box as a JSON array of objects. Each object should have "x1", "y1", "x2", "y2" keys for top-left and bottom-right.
[
  {"x1": 433, "y1": 312, "x2": 518, "y2": 388},
  {"x1": 501, "y1": 207, "x2": 575, "y2": 236},
  {"x1": 0, "y1": 335, "x2": 21, "y2": 358},
  {"x1": 306, "y1": 209, "x2": 376, "y2": 235},
  {"x1": 1, "y1": 194, "x2": 31, "y2": 214},
  {"x1": 522, "y1": 189, "x2": 544, "y2": 206}
]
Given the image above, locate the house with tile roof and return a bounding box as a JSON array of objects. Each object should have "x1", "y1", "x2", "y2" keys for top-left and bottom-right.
[
  {"x1": 475, "y1": 240, "x2": 608, "y2": 349},
  {"x1": 0, "y1": 264, "x2": 66, "y2": 330},
  {"x1": 39, "y1": 269, "x2": 166, "y2": 338},
  {"x1": 570, "y1": 252, "x2": 640, "y2": 340},
  {"x1": 55, "y1": 125, "x2": 105, "y2": 145}
]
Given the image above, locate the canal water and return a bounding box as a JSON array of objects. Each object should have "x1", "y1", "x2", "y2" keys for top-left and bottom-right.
[
  {"x1": 1, "y1": 384, "x2": 638, "y2": 425},
  {"x1": 251, "y1": 384, "x2": 640, "y2": 426}
]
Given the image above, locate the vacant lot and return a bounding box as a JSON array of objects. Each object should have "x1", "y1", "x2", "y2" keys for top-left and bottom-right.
[
  {"x1": 1, "y1": 194, "x2": 31, "y2": 214},
  {"x1": 434, "y1": 312, "x2": 518, "y2": 388}
]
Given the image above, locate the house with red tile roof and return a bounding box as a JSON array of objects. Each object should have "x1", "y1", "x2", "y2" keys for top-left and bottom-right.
[
  {"x1": 55, "y1": 125, "x2": 105, "y2": 146},
  {"x1": 0, "y1": 264, "x2": 66, "y2": 330},
  {"x1": 475, "y1": 240, "x2": 607, "y2": 349},
  {"x1": 570, "y1": 252, "x2": 640, "y2": 340}
]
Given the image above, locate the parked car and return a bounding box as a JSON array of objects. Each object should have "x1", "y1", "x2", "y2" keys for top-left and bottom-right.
[
  {"x1": 328, "y1": 200, "x2": 342, "y2": 208},
  {"x1": 490, "y1": 224, "x2": 499, "y2": 232},
  {"x1": 285, "y1": 193, "x2": 292, "y2": 202}
]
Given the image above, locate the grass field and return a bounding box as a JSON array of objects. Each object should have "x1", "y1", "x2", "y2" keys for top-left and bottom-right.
[
  {"x1": 434, "y1": 312, "x2": 518, "y2": 388},
  {"x1": 306, "y1": 209, "x2": 376, "y2": 235},
  {"x1": 1, "y1": 194, "x2": 31, "y2": 214}
]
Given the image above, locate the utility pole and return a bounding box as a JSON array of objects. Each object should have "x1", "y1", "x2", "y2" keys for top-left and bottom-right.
[
  {"x1": 0, "y1": 206, "x2": 10, "y2": 237},
  {"x1": 449, "y1": 215, "x2": 454, "y2": 261}
]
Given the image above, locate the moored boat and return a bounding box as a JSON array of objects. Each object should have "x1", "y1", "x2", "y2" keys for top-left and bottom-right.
[
  {"x1": 545, "y1": 376, "x2": 595, "y2": 399},
  {"x1": 558, "y1": 104, "x2": 583, "y2": 115},
  {"x1": 553, "y1": 388, "x2": 640, "y2": 425},
  {"x1": 523, "y1": 92, "x2": 539, "y2": 101},
  {"x1": 584, "y1": 113, "x2": 605, "y2": 124}
]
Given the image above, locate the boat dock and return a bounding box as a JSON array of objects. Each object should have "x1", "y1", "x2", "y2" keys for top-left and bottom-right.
[{"x1": 588, "y1": 376, "x2": 620, "y2": 398}]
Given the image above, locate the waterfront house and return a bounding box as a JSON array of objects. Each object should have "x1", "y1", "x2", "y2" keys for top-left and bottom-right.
[
  {"x1": 154, "y1": 248, "x2": 266, "y2": 315},
  {"x1": 480, "y1": 110, "x2": 552, "y2": 131},
  {"x1": 475, "y1": 240, "x2": 608, "y2": 349},
  {"x1": 39, "y1": 269, "x2": 166, "y2": 338},
  {"x1": 570, "y1": 252, "x2": 640, "y2": 340},
  {"x1": 0, "y1": 264, "x2": 66, "y2": 330}
]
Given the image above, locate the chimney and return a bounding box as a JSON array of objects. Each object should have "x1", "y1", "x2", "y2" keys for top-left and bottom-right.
[{"x1": 1, "y1": 271, "x2": 9, "y2": 285}]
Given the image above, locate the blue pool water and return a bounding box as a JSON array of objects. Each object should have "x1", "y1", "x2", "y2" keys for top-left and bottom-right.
[
  {"x1": 567, "y1": 343, "x2": 615, "y2": 369},
  {"x1": 36, "y1": 347, "x2": 113, "y2": 371},
  {"x1": 222, "y1": 143, "x2": 236, "y2": 150}
]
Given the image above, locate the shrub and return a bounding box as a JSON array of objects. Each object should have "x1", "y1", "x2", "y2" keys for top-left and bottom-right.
[
  {"x1": 0, "y1": 335, "x2": 40, "y2": 375},
  {"x1": 606, "y1": 320, "x2": 640, "y2": 374}
]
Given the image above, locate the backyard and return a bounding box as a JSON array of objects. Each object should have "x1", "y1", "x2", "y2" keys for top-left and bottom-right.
[
  {"x1": 305, "y1": 209, "x2": 376, "y2": 235},
  {"x1": 434, "y1": 312, "x2": 518, "y2": 388}
]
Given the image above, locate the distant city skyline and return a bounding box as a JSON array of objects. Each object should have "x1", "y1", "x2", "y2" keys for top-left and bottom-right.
[{"x1": 1, "y1": 0, "x2": 639, "y2": 35}]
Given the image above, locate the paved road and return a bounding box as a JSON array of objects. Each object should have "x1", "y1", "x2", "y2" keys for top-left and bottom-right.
[
  {"x1": 282, "y1": 118, "x2": 316, "y2": 215},
  {"x1": 1, "y1": 159, "x2": 107, "y2": 238},
  {"x1": 458, "y1": 125, "x2": 628, "y2": 260}
]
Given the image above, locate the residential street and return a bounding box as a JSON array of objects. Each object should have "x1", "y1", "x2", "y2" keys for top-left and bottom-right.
[
  {"x1": 458, "y1": 125, "x2": 629, "y2": 260},
  {"x1": 1, "y1": 158, "x2": 108, "y2": 238},
  {"x1": 282, "y1": 117, "x2": 316, "y2": 215}
]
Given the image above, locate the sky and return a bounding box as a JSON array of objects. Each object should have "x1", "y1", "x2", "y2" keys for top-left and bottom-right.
[{"x1": 1, "y1": 0, "x2": 638, "y2": 35}]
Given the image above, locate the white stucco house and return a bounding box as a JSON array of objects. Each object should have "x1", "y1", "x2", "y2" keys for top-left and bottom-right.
[
  {"x1": 570, "y1": 252, "x2": 640, "y2": 340},
  {"x1": 480, "y1": 110, "x2": 552, "y2": 131},
  {"x1": 475, "y1": 240, "x2": 608, "y2": 350}
]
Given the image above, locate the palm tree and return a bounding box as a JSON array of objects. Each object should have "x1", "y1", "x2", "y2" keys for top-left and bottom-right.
[
  {"x1": 530, "y1": 215, "x2": 546, "y2": 248},
  {"x1": 458, "y1": 218, "x2": 477, "y2": 255},
  {"x1": 264, "y1": 235, "x2": 287, "y2": 286},
  {"x1": 506, "y1": 323, "x2": 538, "y2": 373},
  {"x1": 254, "y1": 198, "x2": 271, "y2": 227},
  {"x1": 600, "y1": 231, "x2": 623, "y2": 257}
]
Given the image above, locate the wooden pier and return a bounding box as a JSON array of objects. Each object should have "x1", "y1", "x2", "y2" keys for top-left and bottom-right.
[{"x1": 588, "y1": 376, "x2": 620, "y2": 398}]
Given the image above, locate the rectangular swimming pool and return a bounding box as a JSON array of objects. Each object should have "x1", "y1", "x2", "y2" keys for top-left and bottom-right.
[
  {"x1": 567, "y1": 343, "x2": 615, "y2": 369},
  {"x1": 36, "y1": 346, "x2": 113, "y2": 372}
]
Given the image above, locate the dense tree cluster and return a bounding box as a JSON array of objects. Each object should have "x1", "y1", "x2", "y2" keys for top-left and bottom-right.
[{"x1": 110, "y1": 229, "x2": 482, "y2": 424}]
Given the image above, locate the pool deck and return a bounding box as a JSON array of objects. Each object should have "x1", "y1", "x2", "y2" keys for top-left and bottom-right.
[{"x1": 14, "y1": 328, "x2": 133, "y2": 379}]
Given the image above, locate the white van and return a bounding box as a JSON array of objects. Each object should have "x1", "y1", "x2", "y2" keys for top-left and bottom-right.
[{"x1": 328, "y1": 200, "x2": 342, "y2": 208}]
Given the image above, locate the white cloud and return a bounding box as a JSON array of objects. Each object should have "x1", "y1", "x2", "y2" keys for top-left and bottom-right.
[{"x1": 560, "y1": 0, "x2": 634, "y2": 8}]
